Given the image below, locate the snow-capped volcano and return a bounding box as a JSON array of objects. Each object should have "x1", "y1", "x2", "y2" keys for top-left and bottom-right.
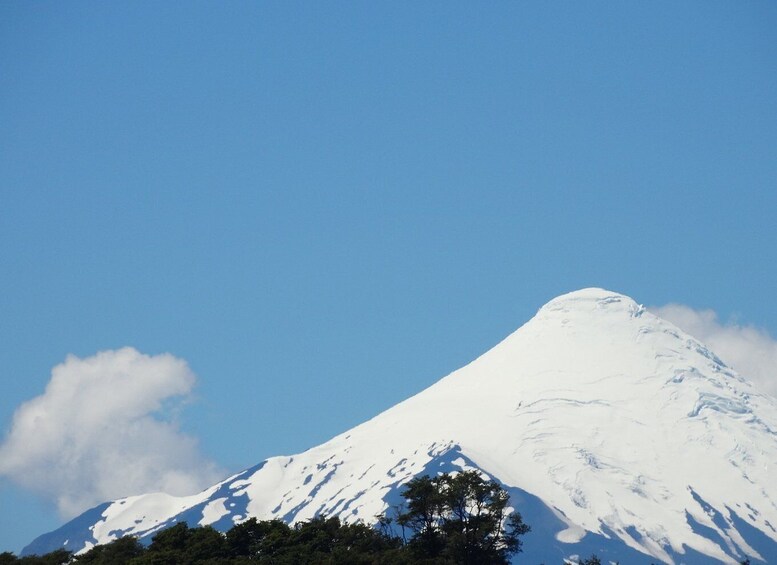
[{"x1": 25, "y1": 289, "x2": 777, "y2": 564}]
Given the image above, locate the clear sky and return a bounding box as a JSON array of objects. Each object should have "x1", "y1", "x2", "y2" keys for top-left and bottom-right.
[{"x1": 1, "y1": 1, "x2": 776, "y2": 554}]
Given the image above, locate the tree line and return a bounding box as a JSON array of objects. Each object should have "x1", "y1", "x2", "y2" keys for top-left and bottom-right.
[{"x1": 1, "y1": 471, "x2": 611, "y2": 565}]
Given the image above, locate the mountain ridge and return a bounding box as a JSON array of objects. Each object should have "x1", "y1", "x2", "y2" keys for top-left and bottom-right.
[{"x1": 24, "y1": 288, "x2": 777, "y2": 564}]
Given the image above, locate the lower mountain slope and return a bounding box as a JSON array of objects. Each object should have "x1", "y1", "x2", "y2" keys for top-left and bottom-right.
[{"x1": 25, "y1": 289, "x2": 777, "y2": 564}]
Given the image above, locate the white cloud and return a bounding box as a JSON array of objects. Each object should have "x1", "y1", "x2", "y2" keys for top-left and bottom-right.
[
  {"x1": 0, "y1": 347, "x2": 224, "y2": 518},
  {"x1": 651, "y1": 304, "x2": 777, "y2": 398}
]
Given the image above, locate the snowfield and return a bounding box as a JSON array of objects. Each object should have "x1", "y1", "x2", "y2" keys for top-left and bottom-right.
[{"x1": 25, "y1": 289, "x2": 777, "y2": 564}]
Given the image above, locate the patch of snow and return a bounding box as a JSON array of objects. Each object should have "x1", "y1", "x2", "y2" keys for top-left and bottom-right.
[{"x1": 199, "y1": 497, "x2": 229, "y2": 526}]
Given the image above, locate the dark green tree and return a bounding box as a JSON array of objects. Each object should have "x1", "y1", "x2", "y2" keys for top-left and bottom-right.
[
  {"x1": 440, "y1": 471, "x2": 529, "y2": 563},
  {"x1": 183, "y1": 526, "x2": 227, "y2": 563},
  {"x1": 134, "y1": 522, "x2": 210, "y2": 565},
  {"x1": 74, "y1": 535, "x2": 145, "y2": 564},
  {"x1": 393, "y1": 471, "x2": 530, "y2": 564},
  {"x1": 225, "y1": 517, "x2": 292, "y2": 560},
  {"x1": 255, "y1": 516, "x2": 402, "y2": 564},
  {"x1": 396, "y1": 475, "x2": 446, "y2": 559},
  {"x1": 17, "y1": 549, "x2": 72, "y2": 565}
]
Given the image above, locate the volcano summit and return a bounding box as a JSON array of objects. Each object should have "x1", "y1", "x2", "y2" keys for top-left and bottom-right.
[{"x1": 25, "y1": 289, "x2": 777, "y2": 564}]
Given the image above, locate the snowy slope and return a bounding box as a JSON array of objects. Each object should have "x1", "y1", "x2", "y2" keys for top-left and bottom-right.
[{"x1": 25, "y1": 289, "x2": 777, "y2": 564}]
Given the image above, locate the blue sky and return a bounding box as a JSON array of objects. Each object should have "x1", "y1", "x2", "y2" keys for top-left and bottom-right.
[{"x1": 1, "y1": 1, "x2": 776, "y2": 554}]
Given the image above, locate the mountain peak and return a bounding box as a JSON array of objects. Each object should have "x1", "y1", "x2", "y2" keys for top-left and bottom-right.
[{"x1": 537, "y1": 287, "x2": 644, "y2": 319}]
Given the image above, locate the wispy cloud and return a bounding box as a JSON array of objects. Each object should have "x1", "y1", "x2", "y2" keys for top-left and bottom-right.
[
  {"x1": 0, "y1": 347, "x2": 224, "y2": 518},
  {"x1": 651, "y1": 304, "x2": 777, "y2": 398}
]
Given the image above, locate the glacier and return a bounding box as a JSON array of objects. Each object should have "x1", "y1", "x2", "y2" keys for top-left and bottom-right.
[{"x1": 24, "y1": 288, "x2": 777, "y2": 564}]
